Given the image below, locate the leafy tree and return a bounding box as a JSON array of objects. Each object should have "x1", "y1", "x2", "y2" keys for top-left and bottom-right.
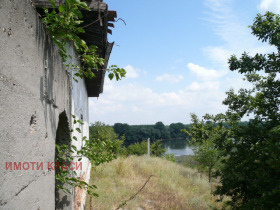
[
  {"x1": 126, "y1": 141, "x2": 148, "y2": 156},
  {"x1": 154, "y1": 121, "x2": 165, "y2": 131},
  {"x1": 155, "y1": 121, "x2": 171, "y2": 139},
  {"x1": 113, "y1": 123, "x2": 130, "y2": 136},
  {"x1": 151, "y1": 140, "x2": 166, "y2": 157},
  {"x1": 212, "y1": 12, "x2": 280, "y2": 209},
  {"x1": 80, "y1": 122, "x2": 124, "y2": 166},
  {"x1": 169, "y1": 123, "x2": 185, "y2": 139},
  {"x1": 182, "y1": 113, "x2": 227, "y2": 183},
  {"x1": 149, "y1": 128, "x2": 161, "y2": 141},
  {"x1": 161, "y1": 129, "x2": 171, "y2": 139},
  {"x1": 114, "y1": 122, "x2": 189, "y2": 145},
  {"x1": 165, "y1": 153, "x2": 176, "y2": 162},
  {"x1": 125, "y1": 140, "x2": 166, "y2": 157}
]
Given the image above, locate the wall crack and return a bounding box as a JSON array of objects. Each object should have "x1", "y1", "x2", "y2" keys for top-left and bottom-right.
[{"x1": 0, "y1": 170, "x2": 52, "y2": 206}]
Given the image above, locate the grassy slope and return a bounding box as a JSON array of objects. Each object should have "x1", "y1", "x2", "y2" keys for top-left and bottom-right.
[{"x1": 85, "y1": 156, "x2": 224, "y2": 210}]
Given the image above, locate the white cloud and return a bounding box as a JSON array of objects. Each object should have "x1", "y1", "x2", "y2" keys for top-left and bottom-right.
[
  {"x1": 89, "y1": 79, "x2": 227, "y2": 125},
  {"x1": 202, "y1": 47, "x2": 232, "y2": 69},
  {"x1": 203, "y1": 0, "x2": 274, "y2": 70},
  {"x1": 88, "y1": 97, "x2": 124, "y2": 115},
  {"x1": 186, "y1": 81, "x2": 220, "y2": 91},
  {"x1": 204, "y1": 0, "x2": 232, "y2": 15},
  {"x1": 258, "y1": 0, "x2": 280, "y2": 14},
  {"x1": 187, "y1": 63, "x2": 227, "y2": 81},
  {"x1": 124, "y1": 65, "x2": 139, "y2": 78},
  {"x1": 156, "y1": 73, "x2": 184, "y2": 84},
  {"x1": 204, "y1": 0, "x2": 249, "y2": 47}
]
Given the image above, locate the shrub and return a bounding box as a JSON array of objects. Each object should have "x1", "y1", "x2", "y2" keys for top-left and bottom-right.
[{"x1": 165, "y1": 153, "x2": 176, "y2": 162}]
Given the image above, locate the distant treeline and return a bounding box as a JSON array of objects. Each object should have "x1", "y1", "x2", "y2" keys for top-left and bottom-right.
[
  {"x1": 113, "y1": 121, "x2": 249, "y2": 146},
  {"x1": 113, "y1": 122, "x2": 190, "y2": 146}
]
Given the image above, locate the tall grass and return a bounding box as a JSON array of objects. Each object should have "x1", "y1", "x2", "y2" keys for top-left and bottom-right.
[{"x1": 85, "y1": 156, "x2": 224, "y2": 210}]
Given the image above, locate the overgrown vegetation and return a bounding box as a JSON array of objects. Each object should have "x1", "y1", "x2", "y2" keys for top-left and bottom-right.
[
  {"x1": 175, "y1": 155, "x2": 199, "y2": 169},
  {"x1": 185, "y1": 12, "x2": 280, "y2": 209},
  {"x1": 79, "y1": 122, "x2": 124, "y2": 166},
  {"x1": 55, "y1": 115, "x2": 98, "y2": 196},
  {"x1": 85, "y1": 156, "x2": 225, "y2": 209},
  {"x1": 41, "y1": 0, "x2": 126, "y2": 81},
  {"x1": 164, "y1": 153, "x2": 177, "y2": 162},
  {"x1": 124, "y1": 139, "x2": 166, "y2": 157},
  {"x1": 182, "y1": 113, "x2": 227, "y2": 183},
  {"x1": 40, "y1": 0, "x2": 126, "y2": 198}
]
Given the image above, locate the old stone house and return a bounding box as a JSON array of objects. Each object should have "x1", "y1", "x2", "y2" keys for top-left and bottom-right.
[{"x1": 0, "y1": 0, "x2": 116, "y2": 209}]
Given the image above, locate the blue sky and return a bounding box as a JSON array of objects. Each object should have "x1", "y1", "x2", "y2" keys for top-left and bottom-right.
[{"x1": 89, "y1": 0, "x2": 280, "y2": 125}]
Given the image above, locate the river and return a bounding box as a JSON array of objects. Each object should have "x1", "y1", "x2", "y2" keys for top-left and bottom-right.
[{"x1": 161, "y1": 139, "x2": 193, "y2": 156}]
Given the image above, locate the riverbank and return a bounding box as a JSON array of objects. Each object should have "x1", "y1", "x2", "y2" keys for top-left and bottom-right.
[{"x1": 85, "y1": 156, "x2": 224, "y2": 209}]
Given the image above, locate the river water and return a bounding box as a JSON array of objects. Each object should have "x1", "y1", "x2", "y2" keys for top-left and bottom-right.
[{"x1": 161, "y1": 139, "x2": 193, "y2": 156}]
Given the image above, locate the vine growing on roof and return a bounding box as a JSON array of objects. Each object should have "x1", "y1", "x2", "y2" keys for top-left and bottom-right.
[
  {"x1": 41, "y1": 0, "x2": 126, "y2": 81},
  {"x1": 39, "y1": 0, "x2": 126, "y2": 197}
]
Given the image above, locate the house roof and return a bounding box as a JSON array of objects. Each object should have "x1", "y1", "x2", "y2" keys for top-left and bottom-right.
[{"x1": 33, "y1": 0, "x2": 116, "y2": 97}]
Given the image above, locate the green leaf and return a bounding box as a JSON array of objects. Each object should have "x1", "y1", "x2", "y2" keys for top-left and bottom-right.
[
  {"x1": 58, "y1": 5, "x2": 65, "y2": 13},
  {"x1": 108, "y1": 73, "x2": 114, "y2": 80},
  {"x1": 49, "y1": 0, "x2": 55, "y2": 8}
]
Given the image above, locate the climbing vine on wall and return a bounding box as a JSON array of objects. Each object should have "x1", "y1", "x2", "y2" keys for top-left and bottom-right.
[
  {"x1": 40, "y1": 0, "x2": 126, "y2": 197},
  {"x1": 55, "y1": 116, "x2": 121, "y2": 196}
]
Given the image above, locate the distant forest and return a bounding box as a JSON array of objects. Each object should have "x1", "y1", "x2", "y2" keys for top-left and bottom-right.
[
  {"x1": 112, "y1": 121, "x2": 248, "y2": 146},
  {"x1": 113, "y1": 122, "x2": 190, "y2": 146}
]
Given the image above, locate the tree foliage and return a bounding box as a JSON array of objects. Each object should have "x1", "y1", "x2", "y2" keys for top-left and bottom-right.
[
  {"x1": 126, "y1": 141, "x2": 148, "y2": 156},
  {"x1": 79, "y1": 122, "x2": 124, "y2": 166},
  {"x1": 169, "y1": 123, "x2": 186, "y2": 139},
  {"x1": 183, "y1": 12, "x2": 280, "y2": 209},
  {"x1": 113, "y1": 122, "x2": 188, "y2": 146},
  {"x1": 211, "y1": 12, "x2": 280, "y2": 209},
  {"x1": 55, "y1": 115, "x2": 98, "y2": 196},
  {"x1": 125, "y1": 139, "x2": 166, "y2": 157},
  {"x1": 164, "y1": 153, "x2": 176, "y2": 162},
  {"x1": 182, "y1": 113, "x2": 228, "y2": 183},
  {"x1": 151, "y1": 139, "x2": 166, "y2": 157}
]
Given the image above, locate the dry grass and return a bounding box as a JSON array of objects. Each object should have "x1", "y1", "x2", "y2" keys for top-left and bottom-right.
[{"x1": 85, "y1": 156, "x2": 224, "y2": 210}]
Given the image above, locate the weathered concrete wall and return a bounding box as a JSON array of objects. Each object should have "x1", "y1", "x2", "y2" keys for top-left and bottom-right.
[
  {"x1": 0, "y1": 0, "x2": 72, "y2": 209},
  {"x1": 66, "y1": 44, "x2": 91, "y2": 210}
]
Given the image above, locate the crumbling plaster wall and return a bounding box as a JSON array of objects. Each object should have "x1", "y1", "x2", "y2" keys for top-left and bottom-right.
[
  {"x1": 67, "y1": 44, "x2": 91, "y2": 210},
  {"x1": 0, "y1": 0, "x2": 72, "y2": 209}
]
